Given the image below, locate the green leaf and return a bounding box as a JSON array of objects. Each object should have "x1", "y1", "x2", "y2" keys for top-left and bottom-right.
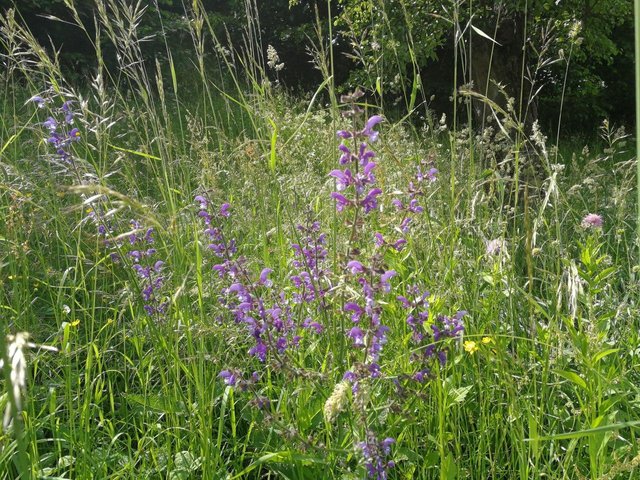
[
  {"x1": 108, "y1": 144, "x2": 161, "y2": 161},
  {"x1": 174, "y1": 451, "x2": 201, "y2": 471},
  {"x1": 554, "y1": 370, "x2": 588, "y2": 391},
  {"x1": 230, "y1": 451, "x2": 326, "y2": 479},
  {"x1": 526, "y1": 421, "x2": 640, "y2": 441},
  {"x1": 448, "y1": 385, "x2": 473, "y2": 406},
  {"x1": 592, "y1": 348, "x2": 620, "y2": 364},
  {"x1": 0, "y1": 134, "x2": 18, "y2": 157}
]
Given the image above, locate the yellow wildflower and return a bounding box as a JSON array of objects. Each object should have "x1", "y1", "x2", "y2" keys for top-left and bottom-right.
[{"x1": 464, "y1": 340, "x2": 479, "y2": 354}]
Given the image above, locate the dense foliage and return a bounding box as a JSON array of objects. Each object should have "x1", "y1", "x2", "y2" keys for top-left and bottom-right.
[{"x1": 3, "y1": 0, "x2": 634, "y2": 132}]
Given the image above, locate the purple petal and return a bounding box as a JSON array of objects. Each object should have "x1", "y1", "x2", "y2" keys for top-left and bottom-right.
[
  {"x1": 346, "y1": 260, "x2": 365, "y2": 274},
  {"x1": 259, "y1": 268, "x2": 273, "y2": 286},
  {"x1": 219, "y1": 203, "x2": 231, "y2": 217}
]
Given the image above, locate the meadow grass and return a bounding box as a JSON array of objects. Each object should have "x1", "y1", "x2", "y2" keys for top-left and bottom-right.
[{"x1": 1, "y1": 1, "x2": 639, "y2": 479}]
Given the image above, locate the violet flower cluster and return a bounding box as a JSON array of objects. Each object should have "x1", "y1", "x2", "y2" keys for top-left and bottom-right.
[
  {"x1": 375, "y1": 160, "x2": 438, "y2": 252},
  {"x1": 125, "y1": 221, "x2": 168, "y2": 316},
  {"x1": 195, "y1": 196, "x2": 240, "y2": 278},
  {"x1": 30, "y1": 96, "x2": 81, "y2": 163},
  {"x1": 357, "y1": 432, "x2": 396, "y2": 480},
  {"x1": 397, "y1": 285, "x2": 465, "y2": 382},
  {"x1": 103, "y1": 219, "x2": 168, "y2": 317},
  {"x1": 195, "y1": 197, "x2": 317, "y2": 370},
  {"x1": 330, "y1": 115, "x2": 384, "y2": 214},
  {"x1": 290, "y1": 218, "x2": 331, "y2": 307},
  {"x1": 342, "y1": 263, "x2": 396, "y2": 390}
]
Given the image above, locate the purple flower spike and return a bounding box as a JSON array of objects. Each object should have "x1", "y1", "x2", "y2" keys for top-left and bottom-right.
[
  {"x1": 357, "y1": 433, "x2": 396, "y2": 479},
  {"x1": 337, "y1": 130, "x2": 353, "y2": 139}
]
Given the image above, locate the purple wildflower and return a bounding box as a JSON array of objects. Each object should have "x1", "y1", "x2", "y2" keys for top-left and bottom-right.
[
  {"x1": 361, "y1": 188, "x2": 382, "y2": 213},
  {"x1": 302, "y1": 318, "x2": 323, "y2": 333},
  {"x1": 290, "y1": 217, "x2": 331, "y2": 304},
  {"x1": 397, "y1": 285, "x2": 465, "y2": 378},
  {"x1": 357, "y1": 432, "x2": 396, "y2": 479},
  {"x1": 28, "y1": 95, "x2": 46, "y2": 108},
  {"x1": 581, "y1": 213, "x2": 603, "y2": 229},
  {"x1": 361, "y1": 115, "x2": 384, "y2": 143},
  {"x1": 43, "y1": 117, "x2": 57, "y2": 131},
  {"x1": 219, "y1": 370, "x2": 238, "y2": 386},
  {"x1": 347, "y1": 260, "x2": 365, "y2": 275},
  {"x1": 220, "y1": 203, "x2": 231, "y2": 218},
  {"x1": 259, "y1": 268, "x2": 273, "y2": 287},
  {"x1": 344, "y1": 302, "x2": 365, "y2": 322},
  {"x1": 331, "y1": 192, "x2": 352, "y2": 211},
  {"x1": 486, "y1": 238, "x2": 503, "y2": 255},
  {"x1": 348, "y1": 326, "x2": 366, "y2": 347},
  {"x1": 380, "y1": 270, "x2": 397, "y2": 293},
  {"x1": 338, "y1": 143, "x2": 353, "y2": 164},
  {"x1": 125, "y1": 221, "x2": 169, "y2": 316},
  {"x1": 194, "y1": 195, "x2": 208, "y2": 209}
]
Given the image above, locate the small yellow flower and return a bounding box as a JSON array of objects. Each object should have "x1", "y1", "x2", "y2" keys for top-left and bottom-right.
[
  {"x1": 464, "y1": 340, "x2": 479, "y2": 354},
  {"x1": 481, "y1": 336, "x2": 494, "y2": 344},
  {"x1": 70, "y1": 320, "x2": 80, "y2": 327}
]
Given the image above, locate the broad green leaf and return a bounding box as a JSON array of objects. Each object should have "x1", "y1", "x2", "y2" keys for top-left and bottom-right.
[
  {"x1": 448, "y1": 385, "x2": 473, "y2": 406},
  {"x1": 555, "y1": 370, "x2": 588, "y2": 391},
  {"x1": 592, "y1": 348, "x2": 620, "y2": 364}
]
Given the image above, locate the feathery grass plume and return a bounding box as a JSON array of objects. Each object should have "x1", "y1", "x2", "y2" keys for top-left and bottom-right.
[
  {"x1": 1, "y1": 333, "x2": 28, "y2": 431},
  {"x1": 323, "y1": 380, "x2": 350, "y2": 424},
  {"x1": 1, "y1": 333, "x2": 57, "y2": 431}
]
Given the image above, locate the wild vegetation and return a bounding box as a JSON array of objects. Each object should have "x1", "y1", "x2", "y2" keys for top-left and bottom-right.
[{"x1": 0, "y1": 1, "x2": 639, "y2": 479}]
